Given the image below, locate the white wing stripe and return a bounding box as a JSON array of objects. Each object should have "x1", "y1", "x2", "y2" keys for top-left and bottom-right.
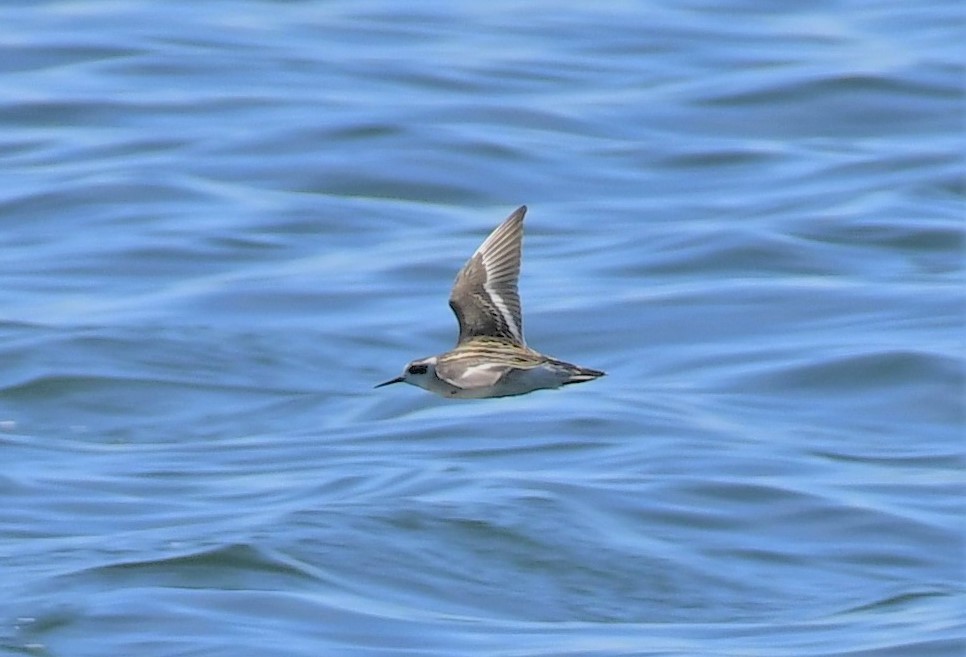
[{"x1": 482, "y1": 252, "x2": 524, "y2": 344}]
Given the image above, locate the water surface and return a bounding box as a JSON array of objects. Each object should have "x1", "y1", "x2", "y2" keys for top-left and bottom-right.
[{"x1": 1, "y1": 1, "x2": 963, "y2": 655}]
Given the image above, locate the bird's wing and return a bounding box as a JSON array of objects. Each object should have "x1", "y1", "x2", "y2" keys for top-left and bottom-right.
[
  {"x1": 448, "y1": 205, "x2": 527, "y2": 346},
  {"x1": 435, "y1": 359, "x2": 511, "y2": 390}
]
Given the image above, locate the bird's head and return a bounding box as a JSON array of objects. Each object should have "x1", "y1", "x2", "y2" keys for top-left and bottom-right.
[{"x1": 375, "y1": 356, "x2": 437, "y2": 390}]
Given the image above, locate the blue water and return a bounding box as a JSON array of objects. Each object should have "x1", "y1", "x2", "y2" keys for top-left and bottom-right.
[{"x1": 1, "y1": 1, "x2": 963, "y2": 655}]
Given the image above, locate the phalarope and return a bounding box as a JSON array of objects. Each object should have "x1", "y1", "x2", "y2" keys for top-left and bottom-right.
[{"x1": 376, "y1": 206, "x2": 604, "y2": 398}]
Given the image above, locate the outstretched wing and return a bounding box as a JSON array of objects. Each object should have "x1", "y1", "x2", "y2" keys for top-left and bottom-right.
[{"x1": 448, "y1": 206, "x2": 527, "y2": 346}]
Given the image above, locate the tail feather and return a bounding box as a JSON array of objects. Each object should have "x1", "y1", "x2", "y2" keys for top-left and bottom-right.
[{"x1": 562, "y1": 365, "x2": 605, "y2": 385}]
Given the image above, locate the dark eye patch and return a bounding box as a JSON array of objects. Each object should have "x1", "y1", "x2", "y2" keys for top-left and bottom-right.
[{"x1": 408, "y1": 364, "x2": 428, "y2": 375}]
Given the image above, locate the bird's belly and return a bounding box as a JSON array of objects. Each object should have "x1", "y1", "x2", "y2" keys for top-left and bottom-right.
[{"x1": 448, "y1": 364, "x2": 568, "y2": 399}]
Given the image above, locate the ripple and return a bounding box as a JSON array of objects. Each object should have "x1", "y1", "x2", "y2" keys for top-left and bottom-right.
[
  {"x1": 752, "y1": 348, "x2": 962, "y2": 392},
  {"x1": 0, "y1": 0, "x2": 961, "y2": 654}
]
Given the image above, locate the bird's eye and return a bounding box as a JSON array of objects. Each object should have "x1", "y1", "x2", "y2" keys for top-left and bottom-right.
[{"x1": 408, "y1": 364, "x2": 428, "y2": 375}]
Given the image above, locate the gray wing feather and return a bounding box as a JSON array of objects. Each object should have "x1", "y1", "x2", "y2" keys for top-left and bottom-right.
[
  {"x1": 449, "y1": 206, "x2": 526, "y2": 346},
  {"x1": 435, "y1": 360, "x2": 510, "y2": 389}
]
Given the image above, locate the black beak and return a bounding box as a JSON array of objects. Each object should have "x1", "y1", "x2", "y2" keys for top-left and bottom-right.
[{"x1": 374, "y1": 376, "x2": 405, "y2": 389}]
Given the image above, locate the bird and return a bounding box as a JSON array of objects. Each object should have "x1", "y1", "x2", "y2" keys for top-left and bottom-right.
[{"x1": 375, "y1": 205, "x2": 604, "y2": 398}]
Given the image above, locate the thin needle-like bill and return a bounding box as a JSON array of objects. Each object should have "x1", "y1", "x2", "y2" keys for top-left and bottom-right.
[{"x1": 448, "y1": 205, "x2": 527, "y2": 347}]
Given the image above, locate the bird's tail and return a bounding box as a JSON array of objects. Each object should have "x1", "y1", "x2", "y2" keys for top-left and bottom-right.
[{"x1": 563, "y1": 365, "x2": 605, "y2": 385}]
